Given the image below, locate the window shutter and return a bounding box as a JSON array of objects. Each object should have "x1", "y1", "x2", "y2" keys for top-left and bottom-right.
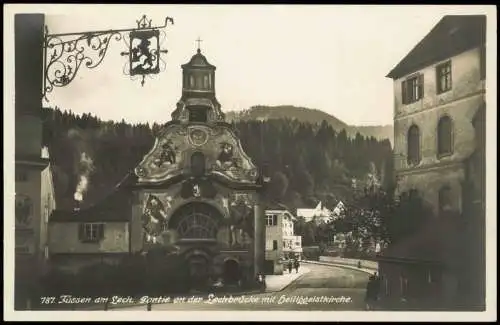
[
  {"x1": 418, "y1": 74, "x2": 424, "y2": 99},
  {"x1": 401, "y1": 80, "x2": 407, "y2": 105},
  {"x1": 78, "y1": 224, "x2": 85, "y2": 241}
]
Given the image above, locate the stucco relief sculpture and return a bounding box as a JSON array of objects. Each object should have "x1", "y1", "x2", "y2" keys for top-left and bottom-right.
[
  {"x1": 210, "y1": 131, "x2": 259, "y2": 184},
  {"x1": 135, "y1": 124, "x2": 258, "y2": 185},
  {"x1": 226, "y1": 193, "x2": 255, "y2": 248},
  {"x1": 142, "y1": 194, "x2": 172, "y2": 243},
  {"x1": 155, "y1": 139, "x2": 177, "y2": 167}
]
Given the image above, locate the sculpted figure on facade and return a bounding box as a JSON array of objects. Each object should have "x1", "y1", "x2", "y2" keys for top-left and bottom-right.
[{"x1": 142, "y1": 194, "x2": 171, "y2": 243}]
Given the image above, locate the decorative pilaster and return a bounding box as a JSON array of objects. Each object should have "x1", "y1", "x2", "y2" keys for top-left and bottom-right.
[{"x1": 253, "y1": 201, "x2": 265, "y2": 277}]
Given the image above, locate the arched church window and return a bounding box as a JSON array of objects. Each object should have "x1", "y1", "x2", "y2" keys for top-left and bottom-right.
[
  {"x1": 437, "y1": 116, "x2": 453, "y2": 157},
  {"x1": 407, "y1": 124, "x2": 421, "y2": 165},
  {"x1": 191, "y1": 151, "x2": 206, "y2": 177},
  {"x1": 169, "y1": 203, "x2": 221, "y2": 239}
]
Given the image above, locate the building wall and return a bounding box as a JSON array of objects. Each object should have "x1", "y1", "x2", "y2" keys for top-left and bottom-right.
[
  {"x1": 265, "y1": 212, "x2": 284, "y2": 274},
  {"x1": 38, "y1": 164, "x2": 56, "y2": 269},
  {"x1": 393, "y1": 47, "x2": 485, "y2": 215},
  {"x1": 15, "y1": 168, "x2": 42, "y2": 257},
  {"x1": 48, "y1": 222, "x2": 129, "y2": 254}
]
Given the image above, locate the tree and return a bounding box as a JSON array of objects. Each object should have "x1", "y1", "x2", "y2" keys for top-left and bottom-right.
[{"x1": 267, "y1": 171, "x2": 289, "y2": 203}]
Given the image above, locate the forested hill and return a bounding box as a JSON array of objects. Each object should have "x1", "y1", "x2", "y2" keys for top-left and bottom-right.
[
  {"x1": 42, "y1": 107, "x2": 393, "y2": 212},
  {"x1": 225, "y1": 105, "x2": 394, "y2": 145}
]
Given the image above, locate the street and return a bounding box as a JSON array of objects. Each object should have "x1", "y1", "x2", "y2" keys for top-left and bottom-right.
[{"x1": 111, "y1": 263, "x2": 370, "y2": 311}]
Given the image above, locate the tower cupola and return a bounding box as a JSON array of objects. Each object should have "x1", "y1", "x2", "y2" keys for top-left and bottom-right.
[{"x1": 171, "y1": 38, "x2": 224, "y2": 123}]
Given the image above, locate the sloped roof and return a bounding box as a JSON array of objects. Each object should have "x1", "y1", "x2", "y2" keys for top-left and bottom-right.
[
  {"x1": 378, "y1": 213, "x2": 462, "y2": 267},
  {"x1": 181, "y1": 49, "x2": 216, "y2": 70},
  {"x1": 387, "y1": 15, "x2": 486, "y2": 79},
  {"x1": 50, "y1": 172, "x2": 136, "y2": 222}
]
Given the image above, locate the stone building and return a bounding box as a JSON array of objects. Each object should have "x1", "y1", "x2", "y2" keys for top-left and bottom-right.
[
  {"x1": 378, "y1": 15, "x2": 486, "y2": 310},
  {"x1": 49, "y1": 47, "x2": 266, "y2": 288},
  {"x1": 14, "y1": 14, "x2": 57, "y2": 309}
]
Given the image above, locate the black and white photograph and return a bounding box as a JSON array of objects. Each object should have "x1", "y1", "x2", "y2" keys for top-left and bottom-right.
[{"x1": 4, "y1": 4, "x2": 496, "y2": 322}]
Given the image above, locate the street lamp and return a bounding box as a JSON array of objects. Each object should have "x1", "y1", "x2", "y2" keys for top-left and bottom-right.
[{"x1": 42, "y1": 14, "x2": 174, "y2": 101}]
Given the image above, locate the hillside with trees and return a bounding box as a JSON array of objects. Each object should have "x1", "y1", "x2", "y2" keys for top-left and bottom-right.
[
  {"x1": 41, "y1": 107, "x2": 394, "y2": 213},
  {"x1": 225, "y1": 105, "x2": 394, "y2": 145}
]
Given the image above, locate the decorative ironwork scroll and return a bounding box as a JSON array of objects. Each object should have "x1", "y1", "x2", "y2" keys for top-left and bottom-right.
[{"x1": 43, "y1": 15, "x2": 174, "y2": 101}]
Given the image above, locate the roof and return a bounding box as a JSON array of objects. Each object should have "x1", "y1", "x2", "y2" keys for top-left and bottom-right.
[
  {"x1": 387, "y1": 15, "x2": 486, "y2": 79},
  {"x1": 50, "y1": 173, "x2": 136, "y2": 222},
  {"x1": 181, "y1": 49, "x2": 216, "y2": 70},
  {"x1": 377, "y1": 212, "x2": 462, "y2": 266},
  {"x1": 265, "y1": 202, "x2": 290, "y2": 211}
]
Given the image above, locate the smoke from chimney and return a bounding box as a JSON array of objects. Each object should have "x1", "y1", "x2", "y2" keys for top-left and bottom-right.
[{"x1": 74, "y1": 151, "x2": 94, "y2": 204}]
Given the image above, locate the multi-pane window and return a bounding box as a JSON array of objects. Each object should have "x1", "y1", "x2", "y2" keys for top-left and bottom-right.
[
  {"x1": 437, "y1": 116, "x2": 453, "y2": 156},
  {"x1": 266, "y1": 214, "x2": 278, "y2": 226},
  {"x1": 402, "y1": 74, "x2": 424, "y2": 104},
  {"x1": 436, "y1": 61, "x2": 452, "y2": 94},
  {"x1": 79, "y1": 223, "x2": 104, "y2": 243},
  {"x1": 407, "y1": 125, "x2": 421, "y2": 165}
]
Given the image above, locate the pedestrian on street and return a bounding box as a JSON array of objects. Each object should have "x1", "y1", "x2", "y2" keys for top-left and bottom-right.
[
  {"x1": 287, "y1": 260, "x2": 293, "y2": 274},
  {"x1": 294, "y1": 259, "x2": 300, "y2": 273},
  {"x1": 364, "y1": 275, "x2": 376, "y2": 310}
]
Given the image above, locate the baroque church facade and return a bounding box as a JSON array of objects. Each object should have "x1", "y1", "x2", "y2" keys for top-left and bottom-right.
[
  {"x1": 49, "y1": 48, "x2": 267, "y2": 288},
  {"x1": 131, "y1": 48, "x2": 266, "y2": 285}
]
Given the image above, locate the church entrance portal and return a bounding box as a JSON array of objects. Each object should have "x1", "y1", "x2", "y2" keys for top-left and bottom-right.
[
  {"x1": 223, "y1": 259, "x2": 241, "y2": 285},
  {"x1": 169, "y1": 203, "x2": 223, "y2": 291},
  {"x1": 168, "y1": 202, "x2": 221, "y2": 240},
  {"x1": 186, "y1": 252, "x2": 211, "y2": 291}
]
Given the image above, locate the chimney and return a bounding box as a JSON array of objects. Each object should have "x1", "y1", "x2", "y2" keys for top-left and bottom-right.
[{"x1": 73, "y1": 200, "x2": 81, "y2": 212}]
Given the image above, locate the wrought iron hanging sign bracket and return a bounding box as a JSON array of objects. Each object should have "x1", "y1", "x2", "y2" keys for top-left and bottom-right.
[{"x1": 42, "y1": 15, "x2": 174, "y2": 101}]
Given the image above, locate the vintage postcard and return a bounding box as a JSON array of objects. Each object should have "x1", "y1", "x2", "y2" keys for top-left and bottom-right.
[{"x1": 3, "y1": 4, "x2": 497, "y2": 322}]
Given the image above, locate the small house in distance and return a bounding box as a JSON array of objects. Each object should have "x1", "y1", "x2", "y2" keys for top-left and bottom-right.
[{"x1": 296, "y1": 201, "x2": 332, "y2": 224}]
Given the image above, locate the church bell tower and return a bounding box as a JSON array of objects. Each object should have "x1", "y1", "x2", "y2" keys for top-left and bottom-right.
[{"x1": 171, "y1": 40, "x2": 225, "y2": 123}]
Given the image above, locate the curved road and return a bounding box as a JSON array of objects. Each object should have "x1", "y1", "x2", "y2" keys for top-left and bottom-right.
[{"x1": 112, "y1": 263, "x2": 370, "y2": 311}]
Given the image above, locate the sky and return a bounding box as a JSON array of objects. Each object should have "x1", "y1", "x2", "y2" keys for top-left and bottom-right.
[{"x1": 40, "y1": 5, "x2": 491, "y2": 126}]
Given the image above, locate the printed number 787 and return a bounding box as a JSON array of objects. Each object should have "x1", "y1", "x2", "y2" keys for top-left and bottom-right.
[{"x1": 40, "y1": 296, "x2": 56, "y2": 304}]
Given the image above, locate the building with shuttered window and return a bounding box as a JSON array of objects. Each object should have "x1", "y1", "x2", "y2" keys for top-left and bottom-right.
[{"x1": 379, "y1": 15, "x2": 486, "y2": 310}]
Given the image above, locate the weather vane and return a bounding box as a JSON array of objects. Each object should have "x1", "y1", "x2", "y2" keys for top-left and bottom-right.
[{"x1": 42, "y1": 15, "x2": 174, "y2": 101}]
